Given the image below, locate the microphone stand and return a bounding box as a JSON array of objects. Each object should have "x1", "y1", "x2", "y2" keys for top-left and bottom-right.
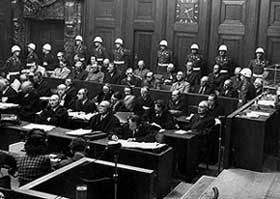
[{"x1": 113, "y1": 151, "x2": 119, "y2": 199}]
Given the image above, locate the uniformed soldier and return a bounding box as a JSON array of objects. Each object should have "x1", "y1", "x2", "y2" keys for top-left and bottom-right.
[
  {"x1": 41, "y1": 43, "x2": 55, "y2": 71},
  {"x1": 185, "y1": 43, "x2": 204, "y2": 76},
  {"x1": 112, "y1": 38, "x2": 130, "y2": 76},
  {"x1": 26, "y1": 43, "x2": 39, "y2": 66},
  {"x1": 4, "y1": 45, "x2": 22, "y2": 74},
  {"x1": 215, "y1": 44, "x2": 232, "y2": 78},
  {"x1": 157, "y1": 40, "x2": 173, "y2": 74},
  {"x1": 91, "y1": 36, "x2": 109, "y2": 65},
  {"x1": 73, "y1": 35, "x2": 87, "y2": 61},
  {"x1": 239, "y1": 68, "x2": 256, "y2": 106},
  {"x1": 248, "y1": 47, "x2": 269, "y2": 79}
]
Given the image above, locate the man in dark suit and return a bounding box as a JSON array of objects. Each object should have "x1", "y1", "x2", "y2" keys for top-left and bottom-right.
[
  {"x1": 168, "y1": 90, "x2": 187, "y2": 116},
  {"x1": 207, "y1": 93, "x2": 224, "y2": 119},
  {"x1": 37, "y1": 94, "x2": 68, "y2": 127},
  {"x1": 192, "y1": 76, "x2": 214, "y2": 95},
  {"x1": 57, "y1": 79, "x2": 77, "y2": 109},
  {"x1": 220, "y1": 79, "x2": 238, "y2": 98},
  {"x1": 88, "y1": 100, "x2": 120, "y2": 134},
  {"x1": 0, "y1": 78, "x2": 17, "y2": 99},
  {"x1": 208, "y1": 64, "x2": 225, "y2": 94},
  {"x1": 185, "y1": 61, "x2": 200, "y2": 91},
  {"x1": 120, "y1": 68, "x2": 141, "y2": 87},
  {"x1": 104, "y1": 62, "x2": 121, "y2": 84},
  {"x1": 7, "y1": 81, "x2": 40, "y2": 122},
  {"x1": 33, "y1": 71, "x2": 51, "y2": 97},
  {"x1": 72, "y1": 88, "x2": 97, "y2": 113}
]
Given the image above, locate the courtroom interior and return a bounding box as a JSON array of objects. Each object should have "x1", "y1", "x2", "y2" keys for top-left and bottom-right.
[{"x1": 0, "y1": 0, "x2": 280, "y2": 198}]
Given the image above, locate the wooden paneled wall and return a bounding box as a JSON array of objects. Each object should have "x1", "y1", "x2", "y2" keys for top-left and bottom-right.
[{"x1": 84, "y1": 0, "x2": 280, "y2": 72}]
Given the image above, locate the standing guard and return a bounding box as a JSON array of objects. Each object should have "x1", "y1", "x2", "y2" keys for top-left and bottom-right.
[
  {"x1": 185, "y1": 43, "x2": 204, "y2": 76},
  {"x1": 41, "y1": 43, "x2": 55, "y2": 71},
  {"x1": 215, "y1": 44, "x2": 232, "y2": 78},
  {"x1": 157, "y1": 40, "x2": 173, "y2": 74},
  {"x1": 4, "y1": 45, "x2": 22, "y2": 74},
  {"x1": 91, "y1": 36, "x2": 109, "y2": 65},
  {"x1": 248, "y1": 47, "x2": 269, "y2": 79},
  {"x1": 112, "y1": 38, "x2": 130, "y2": 76},
  {"x1": 26, "y1": 43, "x2": 39, "y2": 65}
]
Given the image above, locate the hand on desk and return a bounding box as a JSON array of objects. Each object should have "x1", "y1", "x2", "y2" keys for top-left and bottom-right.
[{"x1": 127, "y1": 138, "x2": 136, "y2": 142}]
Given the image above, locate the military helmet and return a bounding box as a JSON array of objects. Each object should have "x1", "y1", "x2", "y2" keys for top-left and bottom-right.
[
  {"x1": 218, "y1": 44, "x2": 228, "y2": 52},
  {"x1": 75, "y1": 35, "x2": 83, "y2": 42},
  {"x1": 11, "y1": 45, "x2": 21, "y2": 53},
  {"x1": 28, "y1": 43, "x2": 36, "y2": 51},
  {"x1": 255, "y1": 47, "x2": 264, "y2": 54},
  {"x1": 190, "y1": 43, "x2": 199, "y2": 50},
  {"x1": 115, "y1": 38, "x2": 123, "y2": 45},
  {"x1": 94, "y1": 36, "x2": 103, "y2": 43},
  {"x1": 159, "y1": 40, "x2": 168, "y2": 47},
  {"x1": 42, "y1": 43, "x2": 52, "y2": 51}
]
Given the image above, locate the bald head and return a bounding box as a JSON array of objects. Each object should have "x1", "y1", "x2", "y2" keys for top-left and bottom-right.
[
  {"x1": 21, "y1": 81, "x2": 33, "y2": 93},
  {"x1": 234, "y1": 67, "x2": 242, "y2": 76},
  {"x1": 98, "y1": 100, "x2": 111, "y2": 114},
  {"x1": 198, "y1": 100, "x2": 209, "y2": 115},
  {"x1": 200, "y1": 76, "x2": 209, "y2": 86},
  {"x1": 57, "y1": 84, "x2": 67, "y2": 96},
  {"x1": 49, "y1": 94, "x2": 60, "y2": 108}
]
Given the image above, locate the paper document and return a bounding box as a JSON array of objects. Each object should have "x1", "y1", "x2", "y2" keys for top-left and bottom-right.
[
  {"x1": 68, "y1": 112, "x2": 96, "y2": 120},
  {"x1": 0, "y1": 102, "x2": 19, "y2": 109},
  {"x1": 174, "y1": 130, "x2": 189, "y2": 134},
  {"x1": 258, "y1": 100, "x2": 275, "y2": 107},
  {"x1": 250, "y1": 111, "x2": 270, "y2": 117},
  {"x1": 117, "y1": 139, "x2": 166, "y2": 150},
  {"x1": 9, "y1": 142, "x2": 25, "y2": 154},
  {"x1": 66, "y1": 129, "x2": 92, "y2": 136},
  {"x1": 23, "y1": 123, "x2": 55, "y2": 132}
]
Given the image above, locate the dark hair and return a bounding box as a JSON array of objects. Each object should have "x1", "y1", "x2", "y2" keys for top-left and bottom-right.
[
  {"x1": 25, "y1": 129, "x2": 47, "y2": 155},
  {"x1": 69, "y1": 137, "x2": 87, "y2": 153},
  {"x1": 113, "y1": 91, "x2": 123, "y2": 100},
  {"x1": 209, "y1": 93, "x2": 218, "y2": 101},
  {"x1": 128, "y1": 114, "x2": 141, "y2": 126},
  {"x1": 80, "y1": 88, "x2": 89, "y2": 98}
]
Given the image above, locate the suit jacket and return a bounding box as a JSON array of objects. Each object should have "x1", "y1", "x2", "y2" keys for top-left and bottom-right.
[
  {"x1": 168, "y1": 96, "x2": 187, "y2": 115},
  {"x1": 208, "y1": 73, "x2": 225, "y2": 92},
  {"x1": 88, "y1": 112, "x2": 120, "y2": 134},
  {"x1": 192, "y1": 85, "x2": 214, "y2": 95},
  {"x1": 34, "y1": 80, "x2": 51, "y2": 97},
  {"x1": 2, "y1": 87, "x2": 17, "y2": 98},
  {"x1": 8, "y1": 90, "x2": 40, "y2": 122},
  {"x1": 63, "y1": 86, "x2": 77, "y2": 109},
  {"x1": 73, "y1": 99, "x2": 97, "y2": 113},
  {"x1": 69, "y1": 69, "x2": 88, "y2": 80},
  {"x1": 220, "y1": 87, "x2": 238, "y2": 98},
  {"x1": 121, "y1": 76, "x2": 141, "y2": 87},
  {"x1": 170, "y1": 81, "x2": 190, "y2": 94},
  {"x1": 37, "y1": 105, "x2": 68, "y2": 127},
  {"x1": 208, "y1": 103, "x2": 225, "y2": 119},
  {"x1": 149, "y1": 110, "x2": 175, "y2": 130},
  {"x1": 185, "y1": 72, "x2": 200, "y2": 89},
  {"x1": 51, "y1": 67, "x2": 71, "y2": 79},
  {"x1": 239, "y1": 80, "x2": 256, "y2": 106},
  {"x1": 104, "y1": 71, "x2": 121, "y2": 84},
  {"x1": 189, "y1": 113, "x2": 215, "y2": 136}
]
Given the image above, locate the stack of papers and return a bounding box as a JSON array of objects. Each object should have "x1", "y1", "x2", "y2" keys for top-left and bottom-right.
[
  {"x1": 68, "y1": 112, "x2": 97, "y2": 120},
  {"x1": 250, "y1": 111, "x2": 270, "y2": 117},
  {"x1": 258, "y1": 100, "x2": 275, "y2": 107},
  {"x1": 23, "y1": 123, "x2": 55, "y2": 132},
  {"x1": 117, "y1": 139, "x2": 166, "y2": 150},
  {"x1": 66, "y1": 129, "x2": 92, "y2": 136},
  {"x1": 0, "y1": 102, "x2": 19, "y2": 109},
  {"x1": 174, "y1": 130, "x2": 189, "y2": 134}
]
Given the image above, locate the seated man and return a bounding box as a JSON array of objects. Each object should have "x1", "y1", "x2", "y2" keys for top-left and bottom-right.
[
  {"x1": 33, "y1": 71, "x2": 51, "y2": 97},
  {"x1": 111, "y1": 91, "x2": 124, "y2": 113},
  {"x1": 149, "y1": 99, "x2": 176, "y2": 130},
  {"x1": 254, "y1": 78, "x2": 263, "y2": 96},
  {"x1": 120, "y1": 94, "x2": 143, "y2": 116},
  {"x1": 162, "y1": 63, "x2": 176, "y2": 85},
  {"x1": 113, "y1": 114, "x2": 157, "y2": 142},
  {"x1": 188, "y1": 100, "x2": 215, "y2": 136},
  {"x1": 192, "y1": 76, "x2": 214, "y2": 95},
  {"x1": 72, "y1": 88, "x2": 97, "y2": 113},
  {"x1": 220, "y1": 79, "x2": 238, "y2": 98},
  {"x1": 56, "y1": 79, "x2": 77, "y2": 109},
  {"x1": 85, "y1": 63, "x2": 104, "y2": 83},
  {"x1": 123, "y1": 86, "x2": 133, "y2": 97},
  {"x1": 170, "y1": 71, "x2": 190, "y2": 94},
  {"x1": 51, "y1": 60, "x2": 71, "y2": 79},
  {"x1": 134, "y1": 60, "x2": 150, "y2": 80},
  {"x1": 68, "y1": 61, "x2": 88, "y2": 80},
  {"x1": 0, "y1": 78, "x2": 17, "y2": 99},
  {"x1": 88, "y1": 100, "x2": 120, "y2": 134},
  {"x1": 185, "y1": 61, "x2": 200, "y2": 91},
  {"x1": 104, "y1": 62, "x2": 121, "y2": 84},
  {"x1": 25, "y1": 60, "x2": 47, "y2": 77},
  {"x1": 121, "y1": 68, "x2": 141, "y2": 87},
  {"x1": 94, "y1": 83, "x2": 114, "y2": 104},
  {"x1": 37, "y1": 94, "x2": 68, "y2": 127},
  {"x1": 230, "y1": 67, "x2": 242, "y2": 91},
  {"x1": 7, "y1": 81, "x2": 40, "y2": 122},
  {"x1": 207, "y1": 93, "x2": 224, "y2": 119},
  {"x1": 141, "y1": 71, "x2": 160, "y2": 89},
  {"x1": 208, "y1": 64, "x2": 224, "y2": 94},
  {"x1": 137, "y1": 86, "x2": 154, "y2": 109},
  {"x1": 168, "y1": 90, "x2": 187, "y2": 116}
]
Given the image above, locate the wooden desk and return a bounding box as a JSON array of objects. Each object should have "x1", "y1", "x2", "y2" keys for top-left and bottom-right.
[
  {"x1": 163, "y1": 130, "x2": 198, "y2": 181},
  {"x1": 90, "y1": 138, "x2": 173, "y2": 199},
  {"x1": 224, "y1": 94, "x2": 280, "y2": 171}
]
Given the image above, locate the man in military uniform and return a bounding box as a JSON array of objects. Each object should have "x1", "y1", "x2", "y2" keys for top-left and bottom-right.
[
  {"x1": 26, "y1": 43, "x2": 39, "y2": 66},
  {"x1": 4, "y1": 45, "x2": 22, "y2": 75},
  {"x1": 215, "y1": 44, "x2": 232, "y2": 78},
  {"x1": 157, "y1": 40, "x2": 173, "y2": 74},
  {"x1": 41, "y1": 43, "x2": 55, "y2": 71},
  {"x1": 248, "y1": 47, "x2": 269, "y2": 80},
  {"x1": 91, "y1": 36, "x2": 109, "y2": 65},
  {"x1": 239, "y1": 68, "x2": 256, "y2": 106},
  {"x1": 73, "y1": 35, "x2": 87, "y2": 62},
  {"x1": 185, "y1": 43, "x2": 204, "y2": 77},
  {"x1": 112, "y1": 38, "x2": 130, "y2": 76}
]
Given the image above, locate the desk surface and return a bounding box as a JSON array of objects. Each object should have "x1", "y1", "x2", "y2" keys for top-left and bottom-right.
[{"x1": 164, "y1": 130, "x2": 196, "y2": 140}]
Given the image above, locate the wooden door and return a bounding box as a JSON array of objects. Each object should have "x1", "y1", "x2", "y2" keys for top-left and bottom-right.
[
  {"x1": 258, "y1": 0, "x2": 280, "y2": 64},
  {"x1": 208, "y1": 0, "x2": 260, "y2": 68},
  {"x1": 166, "y1": 0, "x2": 211, "y2": 71},
  {"x1": 30, "y1": 20, "x2": 65, "y2": 58},
  {"x1": 125, "y1": 0, "x2": 166, "y2": 71},
  {"x1": 84, "y1": 0, "x2": 125, "y2": 59},
  {"x1": 0, "y1": 0, "x2": 12, "y2": 67}
]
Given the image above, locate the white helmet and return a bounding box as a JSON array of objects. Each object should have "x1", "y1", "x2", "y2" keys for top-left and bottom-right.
[
  {"x1": 255, "y1": 47, "x2": 264, "y2": 54},
  {"x1": 159, "y1": 40, "x2": 168, "y2": 47},
  {"x1": 57, "y1": 52, "x2": 64, "y2": 57},
  {"x1": 42, "y1": 43, "x2": 52, "y2": 51},
  {"x1": 11, "y1": 45, "x2": 21, "y2": 53},
  {"x1": 75, "y1": 35, "x2": 83, "y2": 42},
  {"x1": 240, "y1": 68, "x2": 252, "y2": 78},
  {"x1": 28, "y1": 43, "x2": 36, "y2": 51},
  {"x1": 190, "y1": 43, "x2": 199, "y2": 50},
  {"x1": 115, "y1": 38, "x2": 123, "y2": 45},
  {"x1": 218, "y1": 44, "x2": 227, "y2": 51},
  {"x1": 94, "y1": 36, "x2": 103, "y2": 43}
]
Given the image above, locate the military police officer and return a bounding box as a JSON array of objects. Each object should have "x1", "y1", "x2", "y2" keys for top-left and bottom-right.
[
  {"x1": 185, "y1": 43, "x2": 204, "y2": 76},
  {"x1": 239, "y1": 68, "x2": 256, "y2": 106},
  {"x1": 41, "y1": 43, "x2": 55, "y2": 71},
  {"x1": 91, "y1": 36, "x2": 109, "y2": 65},
  {"x1": 157, "y1": 40, "x2": 173, "y2": 74},
  {"x1": 112, "y1": 38, "x2": 130, "y2": 76},
  {"x1": 26, "y1": 43, "x2": 39, "y2": 66},
  {"x1": 4, "y1": 45, "x2": 22, "y2": 74},
  {"x1": 248, "y1": 47, "x2": 269, "y2": 79},
  {"x1": 215, "y1": 44, "x2": 232, "y2": 78},
  {"x1": 74, "y1": 35, "x2": 87, "y2": 62}
]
